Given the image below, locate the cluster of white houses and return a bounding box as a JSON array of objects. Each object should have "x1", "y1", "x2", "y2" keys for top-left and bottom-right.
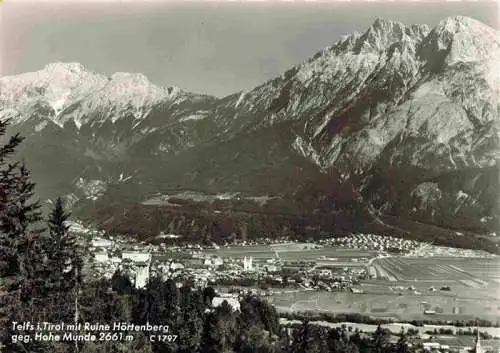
[
  {"x1": 88, "y1": 237, "x2": 152, "y2": 288},
  {"x1": 87, "y1": 236, "x2": 262, "y2": 289}
]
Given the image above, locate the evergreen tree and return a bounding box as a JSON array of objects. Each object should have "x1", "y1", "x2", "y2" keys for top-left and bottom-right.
[
  {"x1": 142, "y1": 277, "x2": 179, "y2": 327},
  {"x1": 45, "y1": 196, "x2": 83, "y2": 322},
  {"x1": 371, "y1": 324, "x2": 390, "y2": 353},
  {"x1": 289, "y1": 320, "x2": 320, "y2": 353},
  {"x1": 178, "y1": 285, "x2": 204, "y2": 353},
  {"x1": 345, "y1": 342, "x2": 361, "y2": 353},
  {"x1": 240, "y1": 296, "x2": 280, "y2": 335},
  {"x1": 131, "y1": 288, "x2": 150, "y2": 324},
  {"x1": 315, "y1": 326, "x2": 331, "y2": 353},
  {"x1": 396, "y1": 328, "x2": 410, "y2": 353},
  {"x1": 351, "y1": 331, "x2": 370, "y2": 353},
  {"x1": 199, "y1": 311, "x2": 222, "y2": 353},
  {"x1": 214, "y1": 301, "x2": 239, "y2": 352},
  {"x1": 1, "y1": 163, "x2": 45, "y2": 289},
  {"x1": 238, "y1": 325, "x2": 278, "y2": 353},
  {"x1": 111, "y1": 270, "x2": 134, "y2": 295},
  {"x1": 79, "y1": 279, "x2": 127, "y2": 323},
  {"x1": 163, "y1": 278, "x2": 180, "y2": 326},
  {"x1": 203, "y1": 286, "x2": 217, "y2": 306},
  {"x1": 47, "y1": 196, "x2": 82, "y2": 291},
  {"x1": 327, "y1": 328, "x2": 347, "y2": 353},
  {"x1": 0, "y1": 122, "x2": 50, "y2": 351}
]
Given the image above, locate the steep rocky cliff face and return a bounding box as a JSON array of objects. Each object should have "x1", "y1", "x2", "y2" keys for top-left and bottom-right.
[{"x1": 0, "y1": 16, "x2": 498, "y2": 247}]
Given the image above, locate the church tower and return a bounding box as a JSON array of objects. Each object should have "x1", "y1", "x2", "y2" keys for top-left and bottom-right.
[{"x1": 243, "y1": 256, "x2": 253, "y2": 271}]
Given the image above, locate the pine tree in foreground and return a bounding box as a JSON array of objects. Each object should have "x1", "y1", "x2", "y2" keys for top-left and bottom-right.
[
  {"x1": 0, "y1": 121, "x2": 50, "y2": 352},
  {"x1": 396, "y1": 328, "x2": 410, "y2": 353},
  {"x1": 14, "y1": 163, "x2": 47, "y2": 303},
  {"x1": 0, "y1": 119, "x2": 26, "y2": 283},
  {"x1": 46, "y1": 196, "x2": 83, "y2": 322},
  {"x1": 371, "y1": 324, "x2": 391, "y2": 353}
]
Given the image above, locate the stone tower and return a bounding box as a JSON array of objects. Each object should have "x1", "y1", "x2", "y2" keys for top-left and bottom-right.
[{"x1": 243, "y1": 256, "x2": 253, "y2": 271}]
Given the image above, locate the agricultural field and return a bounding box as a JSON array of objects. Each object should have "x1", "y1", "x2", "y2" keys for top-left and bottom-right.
[
  {"x1": 279, "y1": 320, "x2": 500, "y2": 338},
  {"x1": 370, "y1": 257, "x2": 500, "y2": 290},
  {"x1": 268, "y1": 256, "x2": 500, "y2": 323},
  {"x1": 153, "y1": 243, "x2": 377, "y2": 265},
  {"x1": 436, "y1": 338, "x2": 500, "y2": 351},
  {"x1": 267, "y1": 285, "x2": 500, "y2": 323},
  {"x1": 205, "y1": 244, "x2": 378, "y2": 262},
  {"x1": 156, "y1": 242, "x2": 500, "y2": 324},
  {"x1": 203, "y1": 245, "x2": 276, "y2": 259}
]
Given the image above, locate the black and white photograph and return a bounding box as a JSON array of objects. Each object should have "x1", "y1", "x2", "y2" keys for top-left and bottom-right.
[{"x1": 0, "y1": 0, "x2": 499, "y2": 352}]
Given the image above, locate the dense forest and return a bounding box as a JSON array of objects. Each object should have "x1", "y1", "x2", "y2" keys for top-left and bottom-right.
[
  {"x1": 78, "y1": 198, "x2": 499, "y2": 254},
  {"x1": 5, "y1": 271, "x2": 420, "y2": 353}
]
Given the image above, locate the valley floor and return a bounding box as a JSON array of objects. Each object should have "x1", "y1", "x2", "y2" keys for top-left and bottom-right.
[
  {"x1": 208, "y1": 243, "x2": 500, "y2": 325},
  {"x1": 82, "y1": 221, "x2": 500, "y2": 328}
]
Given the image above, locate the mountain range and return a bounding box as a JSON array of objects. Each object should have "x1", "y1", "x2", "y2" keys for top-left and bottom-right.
[{"x1": 0, "y1": 16, "x2": 498, "y2": 250}]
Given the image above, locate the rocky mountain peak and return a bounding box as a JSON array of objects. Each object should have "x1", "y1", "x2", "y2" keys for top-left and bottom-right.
[
  {"x1": 110, "y1": 72, "x2": 150, "y2": 84},
  {"x1": 421, "y1": 15, "x2": 500, "y2": 65},
  {"x1": 0, "y1": 63, "x2": 187, "y2": 128},
  {"x1": 355, "y1": 18, "x2": 429, "y2": 54},
  {"x1": 43, "y1": 62, "x2": 88, "y2": 74},
  {"x1": 0, "y1": 62, "x2": 109, "y2": 124},
  {"x1": 436, "y1": 16, "x2": 492, "y2": 34},
  {"x1": 369, "y1": 17, "x2": 407, "y2": 34},
  {"x1": 103, "y1": 71, "x2": 172, "y2": 100}
]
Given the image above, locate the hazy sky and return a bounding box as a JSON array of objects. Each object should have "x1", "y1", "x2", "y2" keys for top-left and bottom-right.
[{"x1": 1, "y1": 1, "x2": 498, "y2": 97}]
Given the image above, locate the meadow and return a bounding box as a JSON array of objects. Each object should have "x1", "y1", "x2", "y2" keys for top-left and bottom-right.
[
  {"x1": 204, "y1": 244, "x2": 378, "y2": 262},
  {"x1": 269, "y1": 256, "x2": 500, "y2": 323},
  {"x1": 156, "y1": 243, "x2": 500, "y2": 324}
]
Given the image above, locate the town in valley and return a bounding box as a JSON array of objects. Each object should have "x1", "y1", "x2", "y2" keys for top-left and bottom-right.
[{"x1": 75, "y1": 219, "x2": 500, "y2": 353}]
